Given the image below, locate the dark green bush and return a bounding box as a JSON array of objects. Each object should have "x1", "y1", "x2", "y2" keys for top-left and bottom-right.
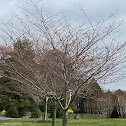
[
  {"x1": 30, "y1": 107, "x2": 40, "y2": 118},
  {"x1": 56, "y1": 107, "x2": 62, "y2": 118},
  {"x1": 6, "y1": 106, "x2": 19, "y2": 118}
]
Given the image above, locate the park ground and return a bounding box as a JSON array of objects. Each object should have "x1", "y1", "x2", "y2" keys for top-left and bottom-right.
[{"x1": 0, "y1": 118, "x2": 126, "y2": 126}]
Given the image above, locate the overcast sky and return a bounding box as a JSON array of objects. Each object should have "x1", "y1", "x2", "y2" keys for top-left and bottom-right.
[{"x1": 0, "y1": 0, "x2": 126, "y2": 91}]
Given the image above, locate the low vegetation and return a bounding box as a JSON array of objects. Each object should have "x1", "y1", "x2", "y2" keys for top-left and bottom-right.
[{"x1": 0, "y1": 118, "x2": 126, "y2": 126}]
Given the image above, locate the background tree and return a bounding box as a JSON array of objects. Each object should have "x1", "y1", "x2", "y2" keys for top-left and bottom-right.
[
  {"x1": 0, "y1": 77, "x2": 40, "y2": 118},
  {"x1": 0, "y1": 39, "x2": 50, "y2": 121},
  {"x1": 77, "y1": 78, "x2": 103, "y2": 117},
  {"x1": 97, "y1": 91, "x2": 114, "y2": 118},
  {"x1": 114, "y1": 90, "x2": 126, "y2": 118}
]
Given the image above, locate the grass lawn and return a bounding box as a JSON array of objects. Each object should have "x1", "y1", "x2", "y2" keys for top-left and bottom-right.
[{"x1": 0, "y1": 118, "x2": 126, "y2": 126}]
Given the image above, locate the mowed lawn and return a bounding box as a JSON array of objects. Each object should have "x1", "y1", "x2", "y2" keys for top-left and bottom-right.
[{"x1": 0, "y1": 118, "x2": 126, "y2": 126}]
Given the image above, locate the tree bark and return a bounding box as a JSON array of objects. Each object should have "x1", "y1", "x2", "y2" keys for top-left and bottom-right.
[
  {"x1": 44, "y1": 96, "x2": 49, "y2": 121},
  {"x1": 52, "y1": 101, "x2": 57, "y2": 126},
  {"x1": 62, "y1": 90, "x2": 71, "y2": 126},
  {"x1": 62, "y1": 110, "x2": 68, "y2": 126}
]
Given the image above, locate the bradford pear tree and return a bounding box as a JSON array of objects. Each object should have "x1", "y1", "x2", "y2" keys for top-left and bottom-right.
[{"x1": 0, "y1": 1, "x2": 126, "y2": 126}]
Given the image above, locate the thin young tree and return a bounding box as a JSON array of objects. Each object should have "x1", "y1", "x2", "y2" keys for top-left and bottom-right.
[{"x1": 0, "y1": 1, "x2": 126, "y2": 126}]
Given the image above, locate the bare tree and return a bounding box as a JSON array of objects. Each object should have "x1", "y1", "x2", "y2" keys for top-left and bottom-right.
[
  {"x1": 115, "y1": 90, "x2": 126, "y2": 118},
  {"x1": 97, "y1": 91, "x2": 114, "y2": 118},
  {"x1": 0, "y1": 1, "x2": 126, "y2": 126}
]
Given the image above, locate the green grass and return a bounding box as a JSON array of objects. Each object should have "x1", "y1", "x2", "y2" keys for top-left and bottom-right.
[{"x1": 0, "y1": 118, "x2": 126, "y2": 126}]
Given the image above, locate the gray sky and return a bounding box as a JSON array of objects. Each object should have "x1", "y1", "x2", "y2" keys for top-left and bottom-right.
[{"x1": 0, "y1": 0, "x2": 126, "y2": 91}]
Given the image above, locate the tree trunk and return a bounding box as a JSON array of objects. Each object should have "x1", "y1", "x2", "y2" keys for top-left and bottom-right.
[
  {"x1": 44, "y1": 96, "x2": 49, "y2": 120},
  {"x1": 62, "y1": 110, "x2": 68, "y2": 126},
  {"x1": 62, "y1": 89, "x2": 71, "y2": 126},
  {"x1": 52, "y1": 101, "x2": 57, "y2": 126}
]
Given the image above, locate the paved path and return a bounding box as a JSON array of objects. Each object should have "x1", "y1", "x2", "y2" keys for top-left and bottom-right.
[{"x1": 0, "y1": 117, "x2": 15, "y2": 120}]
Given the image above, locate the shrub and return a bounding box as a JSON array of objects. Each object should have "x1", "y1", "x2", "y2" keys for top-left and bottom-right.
[
  {"x1": 30, "y1": 107, "x2": 40, "y2": 118},
  {"x1": 6, "y1": 106, "x2": 19, "y2": 118}
]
